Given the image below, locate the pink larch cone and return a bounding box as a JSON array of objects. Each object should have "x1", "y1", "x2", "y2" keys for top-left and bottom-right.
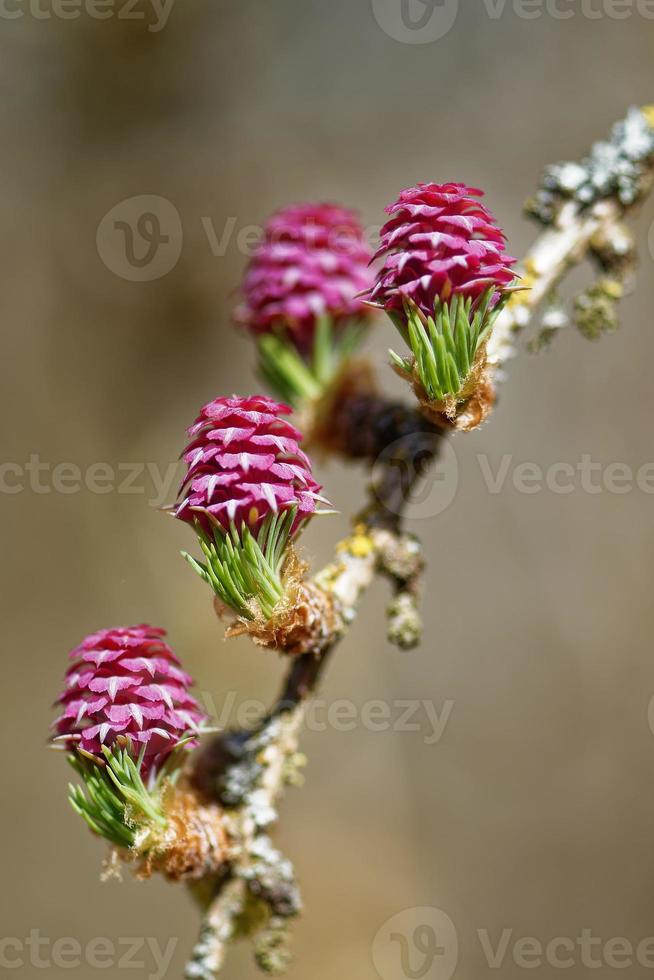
[
  {"x1": 173, "y1": 395, "x2": 323, "y2": 539},
  {"x1": 53, "y1": 625, "x2": 207, "y2": 780},
  {"x1": 366, "y1": 182, "x2": 516, "y2": 322},
  {"x1": 235, "y1": 203, "x2": 374, "y2": 353}
]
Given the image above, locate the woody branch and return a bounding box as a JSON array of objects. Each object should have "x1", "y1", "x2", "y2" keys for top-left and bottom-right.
[
  {"x1": 183, "y1": 106, "x2": 654, "y2": 978},
  {"x1": 49, "y1": 106, "x2": 654, "y2": 980}
]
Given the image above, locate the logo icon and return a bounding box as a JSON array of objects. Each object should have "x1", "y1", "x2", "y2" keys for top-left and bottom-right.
[
  {"x1": 647, "y1": 693, "x2": 654, "y2": 737},
  {"x1": 372, "y1": 434, "x2": 458, "y2": 520},
  {"x1": 371, "y1": 0, "x2": 459, "y2": 44},
  {"x1": 648, "y1": 219, "x2": 654, "y2": 268},
  {"x1": 96, "y1": 195, "x2": 182, "y2": 282},
  {"x1": 372, "y1": 907, "x2": 459, "y2": 980}
]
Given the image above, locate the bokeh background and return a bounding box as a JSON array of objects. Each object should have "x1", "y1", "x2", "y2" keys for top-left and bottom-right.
[{"x1": 3, "y1": 2, "x2": 654, "y2": 978}]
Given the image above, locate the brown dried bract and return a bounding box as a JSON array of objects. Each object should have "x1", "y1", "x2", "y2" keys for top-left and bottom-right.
[
  {"x1": 398, "y1": 344, "x2": 496, "y2": 432},
  {"x1": 133, "y1": 785, "x2": 231, "y2": 882},
  {"x1": 219, "y1": 550, "x2": 340, "y2": 657}
]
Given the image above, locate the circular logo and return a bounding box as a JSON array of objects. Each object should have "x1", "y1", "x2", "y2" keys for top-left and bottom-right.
[
  {"x1": 371, "y1": 0, "x2": 459, "y2": 44},
  {"x1": 371, "y1": 434, "x2": 459, "y2": 520},
  {"x1": 96, "y1": 195, "x2": 182, "y2": 282},
  {"x1": 372, "y1": 906, "x2": 459, "y2": 980},
  {"x1": 648, "y1": 220, "x2": 654, "y2": 269},
  {"x1": 646, "y1": 694, "x2": 654, "y2": 736}
]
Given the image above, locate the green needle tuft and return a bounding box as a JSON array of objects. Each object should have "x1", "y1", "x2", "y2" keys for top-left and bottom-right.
[
  {"x1": 183, "y1": 507, "x2": 300, "y2": 620},
  {"x1": 389, "y1": 286, "x2": 513, "y2": 402},
  {"x1": 257, "y1": 317, "x2": 367, "y2": 406},
  {"x1": 67, "y1": 743, "x2": 169, "y2": 849}
]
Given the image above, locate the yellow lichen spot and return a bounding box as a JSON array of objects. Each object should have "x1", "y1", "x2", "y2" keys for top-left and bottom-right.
[
  {"x1": 508, "y1": 270, "x2": 536, "y2": 308},
  {"x1": 349, "y1": 536, "x2": 374, "y2": 558},
  {"x1": 314, "y1": 560, "x2": 346, "y2": 592},
  {"x1": 602, "y1": 278, "x2": 624, "y2": 300},
  {"x1": 642, "y1": 105, "x2": 654, "y2": 130},
  {"x1": 338, "y1": 525, "x2": 375, "y2": 559}
]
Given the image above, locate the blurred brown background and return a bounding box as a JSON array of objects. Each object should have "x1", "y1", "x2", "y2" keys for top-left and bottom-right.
[{"x1": 3, "y1": 2, "x2": 654, "y2": 978}]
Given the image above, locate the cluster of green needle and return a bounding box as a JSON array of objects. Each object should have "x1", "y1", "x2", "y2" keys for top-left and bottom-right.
[
  {"x1": 257, "y1": 316, "x2": 365, "y2": 405},
  {"x1": 390, "y1": 288, "x2": 505, "y2": 401},
  {"x1": 183, "y1": 507, "x2": 299, "y2": 620},
  {"x1": 68, "y1": 743, "x2": 169, "y2": 849}
]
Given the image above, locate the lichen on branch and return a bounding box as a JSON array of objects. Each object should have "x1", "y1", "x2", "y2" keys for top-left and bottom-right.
[
  {"x1": 185, "y1": 106, "x2": 654, "y2": 979},
  {"x1": 49, "y1": 106, "x2": 654, "y2": 980}
]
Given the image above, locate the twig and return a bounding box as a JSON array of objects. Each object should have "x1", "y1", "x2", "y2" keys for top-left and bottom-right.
[
  {"x1": 490, "y1": 105, "x2": 654, "y2": 364},
  {"x1": 186, "y1": 105, "x2": 654, "y2": 978}
]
